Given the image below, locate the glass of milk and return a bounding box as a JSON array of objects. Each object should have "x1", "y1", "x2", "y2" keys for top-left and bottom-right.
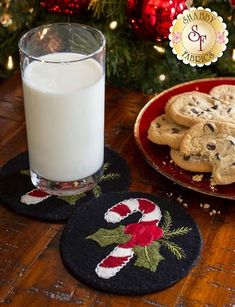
[{"x1": 18, "y1": 23, "x2": 105, "y2": 196}]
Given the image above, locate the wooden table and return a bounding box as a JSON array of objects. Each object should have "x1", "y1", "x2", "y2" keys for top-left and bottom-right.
[{"x1": 0, "y1": 73, "x2": 234, "y2": 306}]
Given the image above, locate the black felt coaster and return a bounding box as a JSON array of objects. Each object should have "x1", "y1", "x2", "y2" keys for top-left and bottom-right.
[
  {"x1": 60, "y1": 191, "x2": 202, "y2": 294},
  {"x1": 0, "y1": 148, "x2": 130, "y2": 222}
]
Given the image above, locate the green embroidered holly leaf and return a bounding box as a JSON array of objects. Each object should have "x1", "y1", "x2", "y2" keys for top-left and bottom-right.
[
  {"x1": 86, "y1": 225, "x2": 131, "y2": 247},
  {"x1": 133, "y1": 242, "x2": 164, "y2": 272},
  {"x1": 20, "y1": 169, "x2": 30, "y2": 176},
  {"x1": 164, "y1": 226, "x2": 192, "y2": 239},
  {"x1": 59, "y1": 193, "x2": 86, "y2": 205},
  {"x1": 159, "y1": 239, "x2": 186, "y2": 260}
]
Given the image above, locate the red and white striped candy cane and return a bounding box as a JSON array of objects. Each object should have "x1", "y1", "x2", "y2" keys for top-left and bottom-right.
[
  {"x1": 96, "y1": 198, "x2": 162, "y2": 279},
  {"x1": 21, "y1": 189, "x2": 51, "y2": 205}
]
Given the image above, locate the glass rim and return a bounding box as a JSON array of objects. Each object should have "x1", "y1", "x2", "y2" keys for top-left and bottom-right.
[{"x1": 18, "y1": 22, "x2": 106, "y2": 63}]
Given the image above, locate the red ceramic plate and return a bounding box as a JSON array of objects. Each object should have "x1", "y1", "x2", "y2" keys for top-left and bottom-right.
[{"x1": 134, "y1": 77, "x2": 235, "y2": 200}]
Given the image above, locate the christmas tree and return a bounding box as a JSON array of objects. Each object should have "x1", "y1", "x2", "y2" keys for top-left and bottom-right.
[{"x1": 0, "y1": 0, "x2": 234, "y2": 93}]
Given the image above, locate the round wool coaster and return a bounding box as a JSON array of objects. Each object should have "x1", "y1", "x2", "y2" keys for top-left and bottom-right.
[
  {"x1": 0, "y1": 148, "x2": 130, "y2": 221},
  {"x1": 60, "y1": 191, "x2": 202, "y2": 294}
]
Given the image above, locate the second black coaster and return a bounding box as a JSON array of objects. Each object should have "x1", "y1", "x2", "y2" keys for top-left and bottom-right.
[
  {"x1": 0, "y1": 147, "x2": 130, "y2": 222},
  {"x1": 60, "y1": 192, "x2": 202, "y2": 294}
]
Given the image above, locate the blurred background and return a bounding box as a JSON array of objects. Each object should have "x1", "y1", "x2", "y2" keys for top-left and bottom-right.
[{"x1": 0, "y1": 0, "x2": 234, "y2": 93}]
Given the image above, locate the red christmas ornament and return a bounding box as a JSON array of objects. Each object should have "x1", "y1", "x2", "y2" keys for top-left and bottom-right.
[
  {"x1": 229, "y1": 0, "x2": 235, "y2": 7},
  {"x1": 40, "y1": 0, "x2": 90, "y2": 15},
  {"x1": 127, "y1": 0, "x2": 186, "y2": 41}
]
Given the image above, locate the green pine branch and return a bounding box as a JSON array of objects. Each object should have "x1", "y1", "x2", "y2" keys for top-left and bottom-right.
[
  {"x1": 88, "y1": 0, "x2": 127, "y2": 23},
  {"x1": 103, "y1": 162, "x2": 110, "y2": 172},
  {"x1": 92, "y1": 184, "x2": 102, "y2": 198},
  {"x1": 159, "y1": 239, "x2": 186, "y2": 260},
  {"x1": 164, "y1": 227, "x2": 192, "y2": 239},
  {"x1": 100, "y1": 172, "x2": 120, "y2": 181},
  {"x1": 159, "y1": 211, "x2": 191, "y2": 260},
  {"x1": 161, "y1": 211, "x2": 172, "y2": 235},
  {"x1": 20, "y1": 169, "x2": 30, "y2": 176}
]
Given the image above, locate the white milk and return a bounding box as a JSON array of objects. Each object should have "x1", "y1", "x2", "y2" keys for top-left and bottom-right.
[{"x1": 22, "y1": 52, "x2": 104, "y2": 181}]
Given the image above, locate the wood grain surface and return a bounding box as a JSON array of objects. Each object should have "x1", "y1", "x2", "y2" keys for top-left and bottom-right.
[{"x1": 0, "y1": 73, "x2": 234, "y2": 306}]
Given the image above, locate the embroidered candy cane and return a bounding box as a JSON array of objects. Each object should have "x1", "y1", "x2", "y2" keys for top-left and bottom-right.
[
  {"x1": 21, "y1": 189, "x2": 51, "y2": 205},
  {"x1": 96, "y1": 198, "x2": 162, "y2": 279}
]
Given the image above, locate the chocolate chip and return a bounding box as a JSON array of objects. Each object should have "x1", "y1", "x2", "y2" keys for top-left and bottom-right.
[
  {"x1": 231, "y1": 162, "x2": 235, "y2": 166},
  {"x1": 183, "y1": 155, "x2": 190, "y2": 161},
  {"x1": 191, "y1": 108, "x2": 199, "y2": 114},
  {"x1": 156, "y1": 123, "x2": 161, "y2": 128},
  {"x1": 211, "y1": 105, "x2": 218, "y2": 110},
  {"x1": 227, "y1": 108, "x2": 232, "y2": 113},
  {"x1": 171, "y1": 128, "x2": 179, "y2": 134},
  {"x1": 204, "y1": 123, "x2": 215, "y2": 132},
  {"x1": 214, "y1": 153, "x2": 221, "y2": 160},
  {"x1": 229, "y1": 139, "x2": 235, "y2": 146},
  {"x1": 192, "y1": 97, "x2": 200, "y2": 104},
  {"x1": 206, "y1": 143, "x2": 216, "y2": 150}
]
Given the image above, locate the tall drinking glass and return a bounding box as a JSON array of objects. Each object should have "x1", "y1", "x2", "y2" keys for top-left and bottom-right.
[{"x1": 19, "y1": 23, "x2": 105, "y2": 195}]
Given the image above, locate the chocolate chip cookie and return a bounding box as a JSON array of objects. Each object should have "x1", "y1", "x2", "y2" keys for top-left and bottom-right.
[
  {"x1": 168, "y1": 92, "x2": 235, "y2": 127},
  {"x1": 170, "y1": 148, "x2": 212, "y2": 173},
  {"x1": 180, "y1": 121, "x2": 235, "y2": 184},
  {"x1": 148, "y1": 114, "x2": 187, "y2": 149},
  {"x1": 209, "y1": 84, "x2": 235, "y2": 104}
]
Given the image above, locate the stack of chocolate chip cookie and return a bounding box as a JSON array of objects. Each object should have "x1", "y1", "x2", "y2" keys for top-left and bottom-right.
[{"x1": 148, "y1": 84, "x2": 235, "y2": 185}]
